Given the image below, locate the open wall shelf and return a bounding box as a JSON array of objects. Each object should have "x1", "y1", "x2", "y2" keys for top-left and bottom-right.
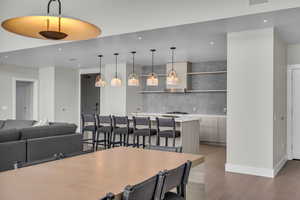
[{"x1": 139, "y1": 90, "x2": 227, "y2": 94}]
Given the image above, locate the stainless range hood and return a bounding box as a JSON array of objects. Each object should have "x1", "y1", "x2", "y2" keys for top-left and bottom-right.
[{"x1": 165, "y1": 62, "x2": 191, "y2": 93}]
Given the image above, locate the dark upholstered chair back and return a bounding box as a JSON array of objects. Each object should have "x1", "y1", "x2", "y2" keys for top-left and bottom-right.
[
  {"x1": 99, "y1": 193, "x2": 115, "y2": 200},
  {"x1": 133, "y1": 117, "x2": 151, "y2": 128},
  {"x1": 122, "y1": 173, "x2": 163, "y2": 200},
  {"x1": 156, "y1": 118, "x2": 175, "y2": 128},
  {"x1": 81, "y1": 114, "x2": 96, "y2": 124},
  {"x1": 113, "y1": 116, "x2": 129, "y2": 126},
  {"x1": 160, "y1": 161, "x2": 192, "y2": 199},
  {"x1": 145, "y1": 145, "x2": 183, "y2": 153},
  {"x1": 96, "y1": 115, "x2": 112, "y2": 125}
]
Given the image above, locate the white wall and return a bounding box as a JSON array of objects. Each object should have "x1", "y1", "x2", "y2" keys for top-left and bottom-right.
[
  {"x1": 0, "y1": 64, "x2": 38, "y2": 120},
  {"x1": 55, "y1": 68, "x2": 79, "y2": 124},
  {"x1": 287, "y1": 44, "x2": 300, "y2": 65},
  {"x1": 1, "y1": 0, "x2": 300, "y2": 53},
  {"x1": 273, "y1": 30, "x2": 287, "y2": 170},
  {"x1": 226, "y1": 28, "x2": 275, "y2": 176},
  {"x1": 100, "y1": 63, "x2": 127, "y2": 115},
  {"x1": 39, "y1": 67, "x2": 55, "y2": 121}
]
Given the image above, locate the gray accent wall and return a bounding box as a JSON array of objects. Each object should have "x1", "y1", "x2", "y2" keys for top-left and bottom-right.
[{"x1": 141, "y1": 61, "x2": 227, "y2": 114}]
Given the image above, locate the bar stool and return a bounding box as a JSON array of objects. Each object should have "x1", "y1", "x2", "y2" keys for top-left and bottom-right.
[
  {"x1": 132, "y1": 116, "x2": 157, "y2": 148},
  {"x1": 156, "y1": 117, "x2": 181, "y2": 147},
  {"x1": 81, "y1": 114, "x2": 97, "y2": 151},
  {"x1": 95, "y1": 115, "x2": 113, "y2": 150},
  {"x1": 112, "y1": 116, "x2": 134, "y2": 147}
]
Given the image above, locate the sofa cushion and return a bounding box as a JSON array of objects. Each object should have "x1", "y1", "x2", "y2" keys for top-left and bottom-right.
[
  {"x1": 20, "y1": 124, "x2": 77, "y2": 140},
  {"x1": 0, "y1": 121, "x2": 5, "y2": 129},
  {"x1": 2, "y1": 120, "x2": 35, "y2": 130},
  {"x1": 0, "y1": 129, "x2": 20, "y2": 143}
]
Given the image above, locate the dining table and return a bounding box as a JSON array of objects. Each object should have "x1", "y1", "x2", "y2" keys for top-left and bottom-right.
[{"x1": 0, "y1": 147, "x2": 204, "y2": 200}]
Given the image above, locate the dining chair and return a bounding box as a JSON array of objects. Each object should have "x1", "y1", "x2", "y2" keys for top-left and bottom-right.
[
  {"x1": 99, "y1": 193, "x2": 115, "y2": 200},
  {"x1": 96, "y1": 115, "x2": 113, "y2": 150},
  {"x1": 112, "y1": 116, "x2": 133, "y2": 147},
  {"x1": 156, "y1": 117, "x2": 181, "y2": 147},
  {"x1": 81, "y1": 114, "x2": 97, "y2": 151},
  {"x1": 159, "y1": 161, "x2": 192, "y2": 200},
  {"x1": 145, "y1": 145, "x2": 183, "y2": 153},
  {"x1": 122, "y1": 172, "x2": 165, "y2": 200},
  {"x1": 132, "y1": 116, "x2": 157, "y2": 148}
]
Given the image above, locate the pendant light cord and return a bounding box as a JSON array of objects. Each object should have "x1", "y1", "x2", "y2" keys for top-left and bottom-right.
[
  {"x1": 131, "y1": 51, "x2": 136, "y2": 73},
  {"x1": 98, "y1": 55, "x2": 103, "y2": 75},
  {"x1": 150, "y1": 49, "x2": 156, "y2": 75},
  {"x1": 114, "y1": 53, "x2": 118, "y2": 78},
  {"x1": 171, "y1": 47, "x2": 176, "y2": 71}
]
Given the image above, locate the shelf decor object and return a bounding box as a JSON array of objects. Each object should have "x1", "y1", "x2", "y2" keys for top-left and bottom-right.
[
  {"x1": 128, "y1": 51, "x2": 139, "y2": 86},
  {"x1": 111, "y1": 53, "x2": 122, "y2": 87},
  {"x1": 1, "y1": 0, "x2": 101, "y2": 41},
  {"x1": 147, "y1": 49, "x2": 159, "y2": 86},
  {"x1": 95, "y1": 55, "x2": 106, "y2": 87},
  {"x1": 166, "y1": 47, "x2": 179, "y2": 86}
]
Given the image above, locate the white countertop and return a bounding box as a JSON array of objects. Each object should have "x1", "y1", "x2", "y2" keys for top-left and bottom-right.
[{"x1": 130, "y1": 113, "x2": 226, "y2": 122}]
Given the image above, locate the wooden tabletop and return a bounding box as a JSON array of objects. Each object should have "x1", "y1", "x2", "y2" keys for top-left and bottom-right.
[{"x1": 0, "y1": 147, "x2": 204, "y2": 200}]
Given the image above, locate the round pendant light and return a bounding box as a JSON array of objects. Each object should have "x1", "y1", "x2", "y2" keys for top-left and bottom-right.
[
  {"x1": 128, "y1": 51, "x2": 140, "y2": 86},
  {"x1": 95, "y1": 55, "x2": 106, "y2": 87},
  {"x1": 111, "y1": 53, "x2": 122, "y2": 87},
  {"x1": 167, "y1": 47, "x2": 180, "y2": 86},
  {"x1": 1, "y1": 0, "x2": 101, "y2": 41},
  {"x1": 147, "y1": 49, "x2": 159, "y2": 86}
]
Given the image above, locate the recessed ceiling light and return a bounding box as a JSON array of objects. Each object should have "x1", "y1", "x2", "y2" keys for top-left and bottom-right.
[
  {"x1": 58, "y1": 48, "x2": 62, "y2": 52},
  {"x1": 263, "y1": 19, "x2": 268, "y2": 23},
  {"x1": 4, "y1": 56, "x2": 8, "y2": 59},
  {"x1": 69, "y1": 58, "x2": 77, "y2": 62},
  {"x1": 210, "y1": 41, "x2": 215, "y2": 45},
  {"x1": 138, "y1": 36, "x2": 142, "y2": 40},
  {"x1": 78, "y1": 64, "x2": 81, "y2": 68}
]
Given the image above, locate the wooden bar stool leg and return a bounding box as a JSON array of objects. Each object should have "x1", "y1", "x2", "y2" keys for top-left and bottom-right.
[
  {"x1": 126, "y1": 133, "x2": 129, "y2": 147},
  {"x1": 165, "y1": 137, "x2": 168, "y2": 147},
  {"x1": 142, "y1": 136, "x2": 145, "y2": 148},
  {"x1": 173, "y1": 137, "x2": 176, "y2": 147},
  {"x1": 137, "y1": 136, "x2": 140, "y2": 148},
  {"x1": 92, "y1": 131, "x2": 96, "y2": 151},
  {"x1": 96, "y1": 131, "x2": 100, "y2": 151},
  {"x1": 133, "y1": 134, "x2": 136, "y2": 147},
  {"x1": 104, "y1": 132, "x2": 107, "y2": 149},
  {"x1": 112, "y1": 133, "x2": 116, "y2": 148}
]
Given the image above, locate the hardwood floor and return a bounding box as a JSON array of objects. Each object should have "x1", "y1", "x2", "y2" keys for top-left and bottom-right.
[{"x1": 188, "y1": 145, "x2": 300, "y2": 200}]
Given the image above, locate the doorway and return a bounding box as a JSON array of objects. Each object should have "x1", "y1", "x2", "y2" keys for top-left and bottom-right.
[
  {"x1": 16, "y1": 81, "x2": 34, "y2": 120},
  {"x1": 81, "y1": 74, "x2": 100, "y2": 115}
]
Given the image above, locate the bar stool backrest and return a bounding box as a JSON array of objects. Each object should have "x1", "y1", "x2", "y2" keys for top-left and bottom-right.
[
  {"x1": 96, "y1": 115, "x2": 112, "y2": 126},
  {"x1": 113, "y1": 116, "x2": 129, "y2": 127},
  {"x1": 81, "y1": 114, "x2": 96, "y2": 127},
  {"x1": 156, "y1": 118, "x2": 176, "y2": 132},
  {"x1": 133, "y1": 116, "x2": 151, "y2": 129}
]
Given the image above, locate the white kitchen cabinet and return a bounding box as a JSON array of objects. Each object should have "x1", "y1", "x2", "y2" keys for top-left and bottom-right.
[{"x1": 199, "y1": 116, "x2": 226, "y2": 145}]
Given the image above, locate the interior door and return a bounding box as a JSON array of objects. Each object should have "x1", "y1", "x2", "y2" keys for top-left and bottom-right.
[
  {"x1": 16, "y1": 81, "x2": 33, "y2": 120},
  {"x1": 292, "y1": 69, "x2": 300, "y2": 159}
]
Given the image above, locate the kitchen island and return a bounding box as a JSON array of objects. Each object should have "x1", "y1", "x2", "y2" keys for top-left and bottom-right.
[{"x1": 130, "y1": 113, "x2": 201, "y2": 154}]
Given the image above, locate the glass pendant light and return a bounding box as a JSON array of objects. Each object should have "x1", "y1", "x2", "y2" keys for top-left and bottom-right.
[
  {"x1": 167, "y1": 47, "x2": 179, "y2": 86},
  {"x1": 111, "y1": 53, "x2": 122, "y2": 87},
  {"x1": 1, "y1": 0, "x2": 101, "y2": 41},
  {"x1": 95, "y1": 55, "x2": 106, "y2": 87},
  {"x1": 128, "y1": 51, "x2": 140, "y2": 86},
  {"x1": 147, "y1": 49, "x2": 159, "y2": 86}
]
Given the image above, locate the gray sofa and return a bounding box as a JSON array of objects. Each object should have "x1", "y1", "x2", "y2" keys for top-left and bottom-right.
[{"x1": 0, "y1": 120, "x2": 82, "y2": 172}]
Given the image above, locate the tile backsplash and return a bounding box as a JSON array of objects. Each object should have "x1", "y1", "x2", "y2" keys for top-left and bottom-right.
[{"x1": 141, "y1": 61, "x2": 227, "y2": 115}]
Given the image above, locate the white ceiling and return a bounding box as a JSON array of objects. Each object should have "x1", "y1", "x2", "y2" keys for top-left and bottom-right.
[
  {"x1": 1, "y1": 0, "x2": 300, "y2": 53},
  {"x1": 1, "y1": 7, "x2": 300, "y2": 68}
]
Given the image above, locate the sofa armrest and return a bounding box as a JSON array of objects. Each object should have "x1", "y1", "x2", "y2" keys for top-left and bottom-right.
[{"x1": 0, "y1": 140, "x2": 26, "y2": 172}]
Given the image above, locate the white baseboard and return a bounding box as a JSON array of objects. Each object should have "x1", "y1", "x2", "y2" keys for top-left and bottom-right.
[{"x1": 225, "y1": 156, "x2": 287, "y2": 178}]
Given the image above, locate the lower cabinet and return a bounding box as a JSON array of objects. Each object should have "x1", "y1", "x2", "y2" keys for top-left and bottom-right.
[{"x1": 199, "y1": 116, "x2": 226, "y2": 145}]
